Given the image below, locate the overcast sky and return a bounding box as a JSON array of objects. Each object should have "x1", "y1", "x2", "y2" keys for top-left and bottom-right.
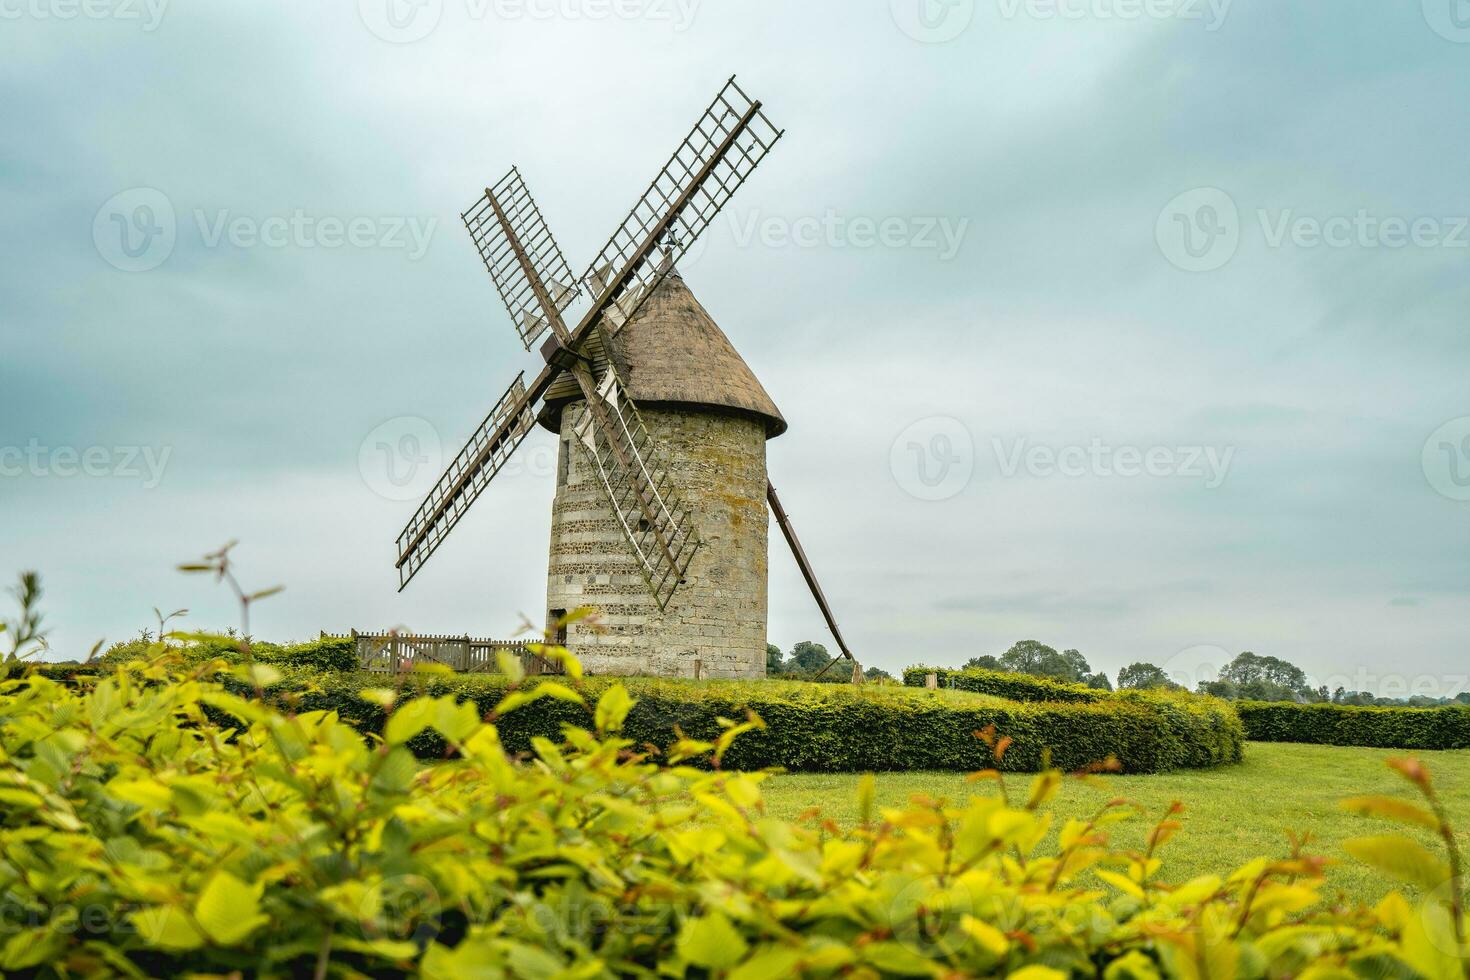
[{"x1": 3, "y1": 0, "x2": 1468, "y2": 694}]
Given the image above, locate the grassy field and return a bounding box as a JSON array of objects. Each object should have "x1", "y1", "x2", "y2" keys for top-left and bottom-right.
[{"x1": 760, "y1": 741, "x2": 1470, "y2": 906}]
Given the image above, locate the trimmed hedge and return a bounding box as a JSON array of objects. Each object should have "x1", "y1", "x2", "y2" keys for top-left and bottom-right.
[
  {"x1": 258, "y1": 636, "x2": 357, "y2": 672},
  {"x1": 903, "y1": 665, "x2": 1105, "y2": 703},
  {"x1": 905, "y1": 668, "x2": 1470, "y2": 752},
  {"x1": 88, "y1": 636, "x2": 359, "y2": 673},
  {"x1": 1237, "y1": 700, "x2": 1470, "y2": 749},
  {"x1": 292, "y1": 672, "x2": 1243, "y2": 773}
]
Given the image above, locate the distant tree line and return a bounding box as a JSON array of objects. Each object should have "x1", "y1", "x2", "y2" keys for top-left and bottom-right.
[
  {"x1": 1191, "y1": 651, "x2": 1470, "y2": 706},
  {"x1": 767, "y1": 641, "x2": 893, "y2": 683},
  {"x1": 952, "y1": 640, "x2": 1470, "y2": 707}
]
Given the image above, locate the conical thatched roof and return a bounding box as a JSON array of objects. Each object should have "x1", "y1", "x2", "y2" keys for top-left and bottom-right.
[{"x1": 538, "y1": 270, "x2": 786, "y2": 438}]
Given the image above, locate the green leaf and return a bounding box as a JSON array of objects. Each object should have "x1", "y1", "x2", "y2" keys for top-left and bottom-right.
[
  {"x1": 1340, "y1": 795, "x2": 1440, "y2": 830},
  {"x1": 1342, "y1": 835, "x2": 1451, "y2": 893},
  {"x1": 730, "y1": 947, "x2": 802, "y2": 980},
  {"x1": 132, "y1": 905, "x2": 205, "y2": 951},
  {"x1": 677, "y1": 912, "x2": 748, "y2": 970},
  {"x1": 371, "y1": 746, "x2": 419, "y2": 794},
  {"x1": 359, "y1": 687, "x2": 397, "y2": 707},
  {"x1": 862, "y1": 941, "x2": 939, "y2": 975},
  {"x1": 857, "y1": 772, "x2": 876, "y2": 825},
  {"x1": 494, "y1": 688, "x2": 546, "y2": 716},
  {"x1": 1026, "y1": 769, "x2": 1062, "y2": 809},
  {"x1": 385, "y1": 697, "x2": 436, "y2": 745},
  {"x1": 593, "y1": 684, "x2": 634, "y2": 734},
  {"x1": 1400, "y1": 900, "x2": 1466, "y2": 980},
  {"x1": 434, "y1": 696, "x2": 481, "y2": 743},
  {"x1": 496, "y1": 649, "x2": 525, "y2": 683},
  {"x1": 1097, "y1": 869, "x2": 1146, "y2": 900},
  {"x1": 107, "y1": 778, "x2": 173, "y2": 811},
  {"x1": 535, "y1": 681, "x2": 585, "y2": 705},
  {"x1": 0, "y1": 928, "x2": 64, "y2": 970},
  {"x1": 504, "y1": 941, "x2": 566, "y2": 979},
  {"x1": 231, "y1": 663, "x2": 282, "y2": 688},
  {"x1": 194, "y1": 872, "x2": 268, "y2": 945},
  {"x1": 421, "y1": 937, "x2": 504, "y2": 979}
]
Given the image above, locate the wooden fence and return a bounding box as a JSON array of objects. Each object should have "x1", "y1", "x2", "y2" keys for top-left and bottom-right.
[{"x1": 335, "y1": 630, "x2": 561, "y2": 675}]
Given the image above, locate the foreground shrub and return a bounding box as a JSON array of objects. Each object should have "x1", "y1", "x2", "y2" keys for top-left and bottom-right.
[
  {"x1": 904, "y1": 665, "x2": 1106, "y2": 704},
  {"x1": 291, "y1": 670, "x2": 1243, "y2": 773},
  {"x1": 2, "y1": 652, "x2": 1466, "y2": 978},
  {"x1": 1238, "y1": 699, "x2": 1470, "y2": 750}
]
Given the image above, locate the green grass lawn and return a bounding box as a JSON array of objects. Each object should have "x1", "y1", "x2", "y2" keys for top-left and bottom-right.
[{"x1": 759, "y1": 741, "x2": 1470, "y2": 906}]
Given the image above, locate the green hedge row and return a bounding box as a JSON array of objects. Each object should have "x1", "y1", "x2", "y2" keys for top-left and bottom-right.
[
  {"x1": 286, "y1": 673, "x2": 1243, "y2": 774},
  {"x1": 1236, "y1": 700, "x2": 1470, "y2": 750},
  {"x1": 904, "y1": 667, "x2": 1470, "y2": 752},
  {"x1": 903, "y1": 665, "x2": 1105, "y2": 703},
  {"x1": 259, "y1": 636, "x2": 357, "y2": 672},
  {"x1": 80, "y1": 636, "x2": 360, "y2": 673}
]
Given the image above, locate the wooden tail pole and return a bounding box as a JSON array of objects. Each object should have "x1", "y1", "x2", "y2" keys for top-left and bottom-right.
[{"x1": 767, "y1": 480, "x2": 856, "y2": 677}]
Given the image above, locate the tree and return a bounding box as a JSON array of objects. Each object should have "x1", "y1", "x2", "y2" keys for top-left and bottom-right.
[
  {"x1": 1220, "y1": 651, "x2": 1265, "y2": 685},
  {"x1": 1204, "y1": 651, "x2": 1312, "y2": 702},
  {"x1": 788, "y1": 640, "x2": 829, "y2": 674},
  {"x1": 964, "y1": 654, "x2": 1000, "y2": 670},
  {"x1": 765, "y1": 643, "x2": 785, "y2": 674},
  {"x1": 863, "y1": 666, "x2": 893, "y2": 682},
  {"x1": 1060, "y1": 649, "x2": 1090, "y2": 681},
  {"x1": 1085, "y1": 671, "x2": 1113, "y2": 691},
  {"x1": 1117, "y1": 662, "x2": 1172, "y2": 690},
  {"x1": 995, "y1": 640, "x2": 1103, "y2": 686},
  {"x1": 1218, "y1": 651, "x2": 1310, "y2": 700},
  {"x1": 1197, "y1": 679, "x2": 1233, "y2": 699},
  {"x1": 998, "y1": 640, "x2": 1059, "y2": 676}
]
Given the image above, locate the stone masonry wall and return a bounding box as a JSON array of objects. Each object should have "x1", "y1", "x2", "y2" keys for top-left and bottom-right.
[{"x1": 545, "y1": 404, "x2": 768, "y2": 678}]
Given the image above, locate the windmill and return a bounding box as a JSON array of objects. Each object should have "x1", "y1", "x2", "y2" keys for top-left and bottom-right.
[{"x1": 395, "y1": 77, "x2": 857, "y2": 680}]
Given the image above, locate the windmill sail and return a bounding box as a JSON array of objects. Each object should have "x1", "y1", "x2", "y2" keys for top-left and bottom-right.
[
  {"x1": 579, "y1": 76, "x2": 782, "y2": 334},
  {"x1": 397, "y1": 78, "x2": 782, "y2": 604},
  {"x1": 395, "y1": 373, "x2": 536, "y2": 590},
  {"x1": 570, "y1": 369, "x2": 700, "y2": 609},
  {"x1": 464, "y1": 168, "x2": 582, "y2": 350}
]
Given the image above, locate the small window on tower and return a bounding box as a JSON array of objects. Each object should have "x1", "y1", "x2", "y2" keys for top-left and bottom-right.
[
  {"x1": 548, "y1": 608, "x2": 567, "y2": 646},
  {"x1": 557, "y1": 439, "x2": 570, "y2": 487}
]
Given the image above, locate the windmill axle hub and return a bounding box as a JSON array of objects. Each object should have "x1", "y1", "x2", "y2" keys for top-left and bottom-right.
[{"x1": 539, "y1": 336, "x2": 591, "y2": 372}]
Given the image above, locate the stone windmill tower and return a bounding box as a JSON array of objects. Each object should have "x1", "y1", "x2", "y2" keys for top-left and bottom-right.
[
  {"x1": 393, "y1": 78, "x2": 856, "y2": 680},
  {"x1": 539, "y1": 270, "x2": 785, "y2": 677}
]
